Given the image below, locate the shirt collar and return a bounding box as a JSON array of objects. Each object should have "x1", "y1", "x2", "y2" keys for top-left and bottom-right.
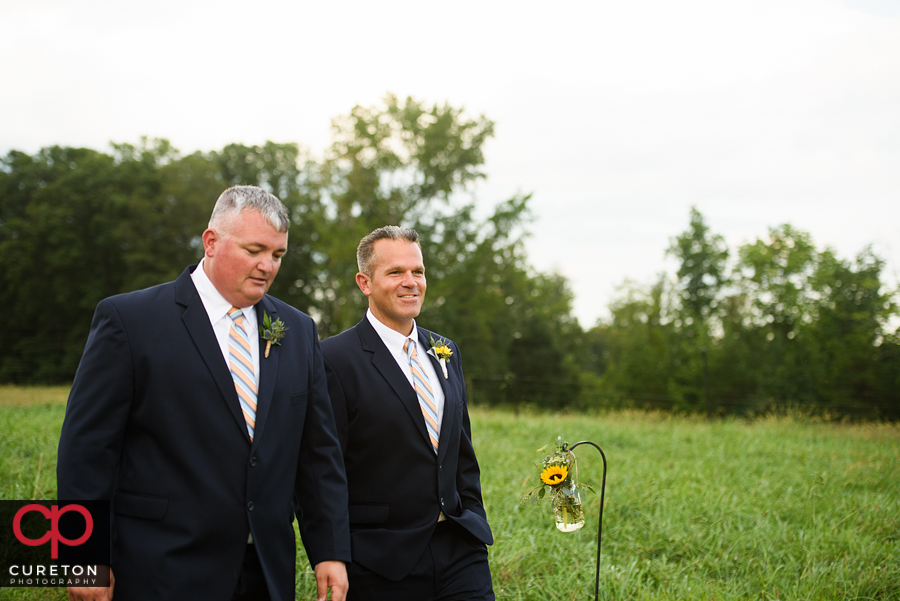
[
  {"x1": 191, "y1": 259, "x2": 253, "y2": 322},
  {"x1": 366, "y1": 309, "x2": 419, "y2": 350}
]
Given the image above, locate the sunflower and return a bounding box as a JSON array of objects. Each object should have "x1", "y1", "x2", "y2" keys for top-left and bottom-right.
[{"x1": 540, "y1": 464, "x2": 568, "y2": 486}]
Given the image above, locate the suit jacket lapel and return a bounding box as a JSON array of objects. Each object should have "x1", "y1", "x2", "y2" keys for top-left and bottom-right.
[
  {"x1": 175, "y1": 267, "x2": 251, "y2": 442},
  {"x1": 357, "y1": 318, "x2": 432, "y2": 449},
  {"x1": 253, "y1": 297, "x2": 278, "y2": 445},
  {"x1": 418, "y1": 328, "x2": 458, "y2": 458}
]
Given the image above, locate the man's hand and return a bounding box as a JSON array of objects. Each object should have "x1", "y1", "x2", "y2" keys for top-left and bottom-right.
[
  {"x1": 68, "y1": 567, "x2": 115, "y2": 601},
  {"x1": 314, "y1": 560, "x2": 348, "y2": 601}
]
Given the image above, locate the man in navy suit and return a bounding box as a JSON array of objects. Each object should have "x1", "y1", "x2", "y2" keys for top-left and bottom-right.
[
  {"x1": 320, "y1": 226, "x2": 494, "y2": 600},
  {"x1": 57, "y1": 186, "x2": 351, "y2": 601}
]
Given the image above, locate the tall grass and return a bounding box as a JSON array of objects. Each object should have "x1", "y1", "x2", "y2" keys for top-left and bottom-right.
[
  {"x1": 2, "y1": 386, "x2": 898, "y2": 600},
  {"x1": 475, "y1": 410, "x2": 899, "y2": 600}
]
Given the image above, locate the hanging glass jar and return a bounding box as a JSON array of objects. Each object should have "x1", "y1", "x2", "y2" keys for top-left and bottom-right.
[
  {"x1": 552, "y1": 478, "x2": 585, "y2": 532},
  {"x1": 526, "y1": 437, "x2": 591, "y2": 533}
]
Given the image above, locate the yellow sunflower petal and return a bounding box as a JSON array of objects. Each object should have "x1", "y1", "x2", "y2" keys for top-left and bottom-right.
[{"x1": 540, "y1": 464, "x2": 568, "y2": 486}]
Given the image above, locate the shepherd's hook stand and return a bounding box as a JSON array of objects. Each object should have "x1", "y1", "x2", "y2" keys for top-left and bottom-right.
[{"x1": 570, "y1": 441, "x2": 608, "y2": 601}]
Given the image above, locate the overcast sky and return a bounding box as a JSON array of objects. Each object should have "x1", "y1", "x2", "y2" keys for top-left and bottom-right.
[{"x1": 3, "y1": 0, "x2": 899, "y2": 326}]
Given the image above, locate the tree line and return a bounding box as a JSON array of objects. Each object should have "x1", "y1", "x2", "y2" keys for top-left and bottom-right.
[
  {"x1": 1, "y1": 95, "x2": 897, "y2": 418},
  {"x1": 578, "y1": 209, "x2": 900, "y2": 418}
]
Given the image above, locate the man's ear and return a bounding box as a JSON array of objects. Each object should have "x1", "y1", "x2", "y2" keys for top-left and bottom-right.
[
  {"x1": 201, "y1": 228, "x2": 218, "y2": 258},
  {"x1": 356, "y1": 272, "x2": 372, "y2": 296}
]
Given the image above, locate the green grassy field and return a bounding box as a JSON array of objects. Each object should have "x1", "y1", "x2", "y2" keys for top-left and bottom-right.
[{"x1": 1, "y1": 385, "x2": 898, "y2": 600}]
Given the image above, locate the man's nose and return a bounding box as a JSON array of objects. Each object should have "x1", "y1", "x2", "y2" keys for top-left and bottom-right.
[
  {"x1": 400, "y1": 271, "x2": 416, "y2": 286},
  {"x1": 257, "y1": 255, "x2": 274, "y2": 274}
]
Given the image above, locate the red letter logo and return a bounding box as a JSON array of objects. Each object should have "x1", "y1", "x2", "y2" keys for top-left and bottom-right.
[{"x1": 12, "y1": 504, "x2": 93, "y2": 559}]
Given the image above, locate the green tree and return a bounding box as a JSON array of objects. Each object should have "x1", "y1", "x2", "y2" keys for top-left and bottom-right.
[
  {"x1": 805, "y1": 247, "x2": 898, "y2": 413},
  {"x1": 873, "y1": 328, "x2": 900, "y2": 419},
  {"x1": 0, "y1": 139, "x2": 217, "y2": 382},
  {"x1": 736, "y1": 224, "x2": 817, "y2": 335},
  {"x1": 734, "y1": 224, "x2": 819, "y2": 404},
  {"x1": 309, "y1": 93, "x2": 496, "y2": 337},
  {"x1": 1, "y1": 144, "x2": 159, "y2": 381},
  {"x1": 666, "y1": 208, "x2": 729, "y2": 410},
  {"x1": 709, "y1": 290, "x2": 765, "y2": 412},
  {"x1": 593, "y1": 277, "x2": 676, "y2": 409},
  {"x1": 667, "y1": 206, "x2": 729, "y2": 323},
  {"x1": 110, "y1": 139, "x2": 213, "y2": 290}
]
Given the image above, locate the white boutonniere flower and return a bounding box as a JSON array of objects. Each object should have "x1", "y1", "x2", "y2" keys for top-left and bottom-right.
[{"x1": 426, "y1": 335, "x2": 453, "y2": 379}]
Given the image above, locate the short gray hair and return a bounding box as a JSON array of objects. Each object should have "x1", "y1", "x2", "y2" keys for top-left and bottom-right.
[
  {"x1": 357, "y1": 226, "x2": 420, "y2": 276},
  {"x1": 208, "y1": 185, "x2": 290, "y2": 233}
]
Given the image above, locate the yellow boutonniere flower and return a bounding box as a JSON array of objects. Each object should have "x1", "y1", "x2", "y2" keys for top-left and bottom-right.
[{"x1": 426, "y1": 335, "x2": 453, "y2": 379}]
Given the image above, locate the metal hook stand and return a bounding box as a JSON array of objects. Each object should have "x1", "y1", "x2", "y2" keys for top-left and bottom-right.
[{"x1": 570, "y1": 441, "x2": 608, "y2": 601}]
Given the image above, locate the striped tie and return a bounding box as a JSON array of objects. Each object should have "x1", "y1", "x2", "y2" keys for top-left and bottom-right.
[
  {"x1": 404, "y1": 339, "x2": 439, "y2": 454},
  {"x1": 228, "y1": 307, "x2": 257, "y2": 441}
]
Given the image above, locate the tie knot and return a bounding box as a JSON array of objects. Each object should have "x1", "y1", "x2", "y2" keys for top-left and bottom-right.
[
  {"x1": 404, "y1": 339, "x2": 416, "y2": 358},
  {"x1": 228, "y1": 307, "x2": 244, "y2": 322}
]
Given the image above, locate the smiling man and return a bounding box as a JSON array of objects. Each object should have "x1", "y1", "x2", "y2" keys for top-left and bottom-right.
[
  {"x1": 57, "y1": 186, "x2": 350, "y2": 601},
  {"x1": 321, "y1": 226, "x2": 495, "y2": 601}
]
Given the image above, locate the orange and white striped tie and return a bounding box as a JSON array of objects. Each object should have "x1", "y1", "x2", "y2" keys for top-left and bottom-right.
[
  {"x1": 404, "y1": 339, "x2": 439, "y2": 453},
  {"x1": 228, "y1": 307, "x2": 257, "y2": 440}
]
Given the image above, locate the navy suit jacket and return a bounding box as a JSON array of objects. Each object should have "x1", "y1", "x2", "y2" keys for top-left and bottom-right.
[
  {"x1": 57, "y1": 266, "x2": 351, "y2": 601},
  {"x1": 320, "y1": 316, "x2": 492, "y2": 581}
]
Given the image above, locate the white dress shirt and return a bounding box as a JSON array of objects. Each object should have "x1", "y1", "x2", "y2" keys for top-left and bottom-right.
[
  {"x1": 366, "y1": 309, "x2": 445, "y2": 433},
  {"x1": 190, "y1": 259, "x2": 261, "y2": 386}
]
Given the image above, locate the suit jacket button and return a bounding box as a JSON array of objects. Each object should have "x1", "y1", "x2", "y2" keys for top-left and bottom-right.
[
  {"x1": 250, "y1": 456, "x2": 258, "y2": 467},
  {"x1": 247, "y1": 502, "x2": 254, "y2": 511}
]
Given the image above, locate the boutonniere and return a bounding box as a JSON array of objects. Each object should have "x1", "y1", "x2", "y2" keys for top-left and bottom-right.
[
  {"x1": 259, "y1": 312, "x2": 288, "y2": 358},
  {"x1": 426, "y1": 335, "x2": 453, "y2": 379}
]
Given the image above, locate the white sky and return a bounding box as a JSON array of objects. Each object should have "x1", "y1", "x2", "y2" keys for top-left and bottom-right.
[{"x1": 3, "y1": 0, "x2": 899, "y2": 326}]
